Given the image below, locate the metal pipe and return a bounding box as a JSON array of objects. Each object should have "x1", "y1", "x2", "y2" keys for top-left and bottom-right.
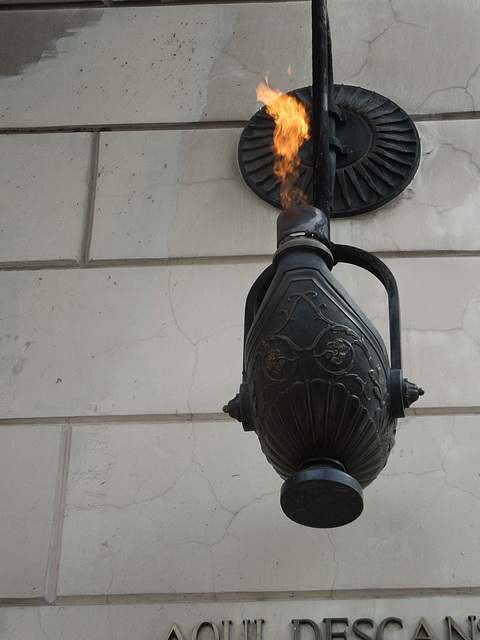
[{"x1": 311, "y1": 0, "x2": 335, "y2": 225}]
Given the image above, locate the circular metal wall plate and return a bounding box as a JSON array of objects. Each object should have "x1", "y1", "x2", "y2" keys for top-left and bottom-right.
[{"x1": 238, "y1": 84, "x2": 421, "y2": 217}]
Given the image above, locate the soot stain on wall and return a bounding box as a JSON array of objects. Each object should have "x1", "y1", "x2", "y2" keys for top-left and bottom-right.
[{"x1": 0, "y1": 9, "x2": 103, "y2": 77}]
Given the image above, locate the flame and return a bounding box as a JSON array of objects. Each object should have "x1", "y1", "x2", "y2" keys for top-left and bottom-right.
[{"x1": 256, "y1": 78, "x2": 310, "y2": 208}]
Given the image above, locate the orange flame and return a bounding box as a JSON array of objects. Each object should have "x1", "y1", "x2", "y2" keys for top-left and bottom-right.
[{"x1": 256, "y1": 79, "x2": 310, "y2": 208}]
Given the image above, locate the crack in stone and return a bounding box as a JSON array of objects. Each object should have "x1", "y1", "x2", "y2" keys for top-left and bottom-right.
[
  {"x1": 198, "y1": 324, "x2": 244, "y2": 345},
  {"x1": 207, "y1": 546, "x2": 216, "y2": 594},
  {"x1": 466, "y1": 63, "x2": 480, "y2": 108},
  {"x1": 209, "y1": 52, "x2": 259, "y2": 79},
  {"x1": 408, "y1": 471, "x2": 447, "y2": 519},
  {"x1": 389, "y1": 0, "x2": 428, "y2": 29},
  {"x1": 214, "y1": 26, "x2": 262, "y2": 79},
  {"x1": 219, "y1": 490, "x2": 279, "y2": 540},
  {"x1": 390, "y1": 0, "x2": 427, "y2": 30},
  {"x1": 133, "y1": 501, "x2": 166, "y2": 547},
  {"x1": 394, "y1": 19, "x2": 426, "y2": 28},
  {"x1": 69, "y1": 449, "x2": 195, "y2": 514},
  {"x1": 85, "y1": 444, "x2": 236, "y2": 550},
  {"x1": 441, "y1": 416, "x2": 480, "y2": 501},
  {"x1": 105, "y1": 544, "x2": 120, "y2": 597},
  {"x1": 461, "y1": 295, "x2": 480, "y2": 342},
  {"x1": 439, "y1": 417, "x2": 457, "y2": 483},
  {"x1": 443, "y1": 142, "x2": 480, "y2": 171},
  {"x1": 178, "y1": 177, "x2": 238, "y2": 188},
  {"x1": 38, "y1": 609, "x2": 50, "y2": 640},
  {"x1": 106, "y1": 604, "x2": 114, "y2": 640},
  {"x1": 404, "y1": 326, "x2": 469, "y2": 335},
  {"x1": 91, "y1": 327, "x2": 175, "y2": 357},
  {"x1": 191, "y1": 423, "x2": 236, "y2": 516},
  {"x1": 349, "y1": 2, "x2": 396, "y2": 81},
  {"x1": 325, "y1": 530, "x2": 339, "y2": 592},
  {"x1": 209, "y1": 490, "x2": 280, "y2": 593},
  {"x1": 418, "y1": 86, "x2": 475, "y2": 113},
  {"x1": 167, "y1": 267, "x2": 198, "y2": 417}
]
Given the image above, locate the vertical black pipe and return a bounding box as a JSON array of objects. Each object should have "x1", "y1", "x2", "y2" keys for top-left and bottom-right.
[{"x1": 311, "y1": 0, "x2": 334, "y2": 228}]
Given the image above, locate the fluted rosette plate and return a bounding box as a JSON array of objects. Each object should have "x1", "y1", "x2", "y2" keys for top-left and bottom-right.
[{"x1": 238, "y1": 84, "x2": 421, "y2": 217}]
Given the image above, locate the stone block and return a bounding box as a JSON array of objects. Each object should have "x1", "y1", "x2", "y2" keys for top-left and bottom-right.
[
  {"x1": 91, "y1": 122, "x2": 480, "y2": 260},
  {"x1": 0, "y1": 264, "x2": 257, "y2": 418},
  {"x1": 333, "y1": 121, "x2": 480, "y2": 253},
  {"x1": 57, "y1": 416, "x2": 480, "y2": 595},
  {"x1": 90, "y1": 131, "x2": 183, "y2": 260},
  {"x1": 1, "y1": 2, "x2": 480, "y2": 128},
  {"x1": 89, "y1": 129, "x2": 277, "y2": 260},
  {"x1": 0, "y1": 133, "x2": 92, "y2": 263},
  {"x1": 0, "y1": 425, "x2": 62, "y2": 598},
  {"x1": 57, "y1": 421, "x2": 280, "y2": 595},
  {"x1": 0, "y1": 258, "x2": 478, "y2": 419},
  {"x1": 334, "y1": 256, "x2": 480, "y2": 410}
]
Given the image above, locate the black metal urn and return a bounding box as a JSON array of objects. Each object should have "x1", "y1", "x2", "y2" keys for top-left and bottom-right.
[
  {"x1": 224, "y1": 205, "x2": 423, "y2": 527},
  {"x1": 224, "y1": 0, "x2": 424, "y2": 527}
]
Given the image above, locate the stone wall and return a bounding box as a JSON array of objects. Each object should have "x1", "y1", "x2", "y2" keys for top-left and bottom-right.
[{"x1": 0, "y1": 1, "x2": 479, "y2": 637}]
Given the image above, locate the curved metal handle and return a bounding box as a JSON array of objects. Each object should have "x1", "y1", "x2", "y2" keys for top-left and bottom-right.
[
  {"x1": 331, "y1": 243, "x2": 402, "y2": 369},
  {"x1": 331, "y1": 243, "x2": 407, "y2": 416}
]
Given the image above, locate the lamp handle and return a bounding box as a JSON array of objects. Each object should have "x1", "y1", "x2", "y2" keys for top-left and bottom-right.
[
  {"x1": 331, "y1": 243, "x2": 411, "y2": 417},
  {"x1": 331, "y1": 243, "x2": 401, "y2": 368}
]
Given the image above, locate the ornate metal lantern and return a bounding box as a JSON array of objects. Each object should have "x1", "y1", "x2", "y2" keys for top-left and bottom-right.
[{"x1": 223, "y1": 0, "x2": 424, "y2": 527}]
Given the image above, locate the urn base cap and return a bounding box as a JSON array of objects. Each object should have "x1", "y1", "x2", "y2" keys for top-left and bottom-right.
[{"x1": 280, "y1": 466, "x2": 363, "y2": 528}]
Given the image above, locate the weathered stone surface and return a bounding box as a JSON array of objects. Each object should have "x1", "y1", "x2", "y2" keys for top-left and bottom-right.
[
  {"x1": 0, "y1": 258, "x2": 478, "y2": 419},
  {"x1": 56, "y1": 416, "x2": 480, "y2": 595},
  {"x1": 0, "y1": 133, "x2": 91, "y2": 263},
  {"x1": 90, "y1": 121, "x2": 480, "y2": 260},
  {"x1": 0, "y1": 425, "x2": 63, "y2": 598},
  {"x1": 2, "y1": 2, "x2": 480, "y2": 128}
]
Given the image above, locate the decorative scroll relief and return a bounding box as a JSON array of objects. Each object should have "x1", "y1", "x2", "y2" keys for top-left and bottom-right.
[{"x1": 249, "y1": 289, "x2": 386, "y2": 407}]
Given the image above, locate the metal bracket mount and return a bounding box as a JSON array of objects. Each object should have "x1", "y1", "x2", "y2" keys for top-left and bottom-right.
[{"x1": 238, "y1": 84, "x2": 421, "y2": 218}]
